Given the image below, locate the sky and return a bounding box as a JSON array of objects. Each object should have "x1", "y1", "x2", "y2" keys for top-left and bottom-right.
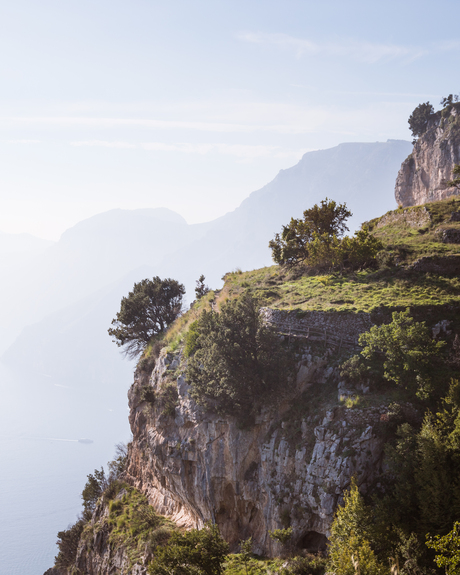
[{"x1": 1, "y1": 0, "x2": 460, "y2": 241}]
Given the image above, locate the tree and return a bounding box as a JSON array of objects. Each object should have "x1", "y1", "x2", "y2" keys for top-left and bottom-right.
[
  {"x1": 426, "y1": 522, "x2": 460, "y2": 575},
  {"x1": 408, "y1": 102, "x2": 434, "y2": 139},
  {"x1": 239, "y1": 537, "x2": 253, "y2": 575},
  {"x1": 446, "y1": 164, "x2": 460, "y2": 190},
  {"x1": 341, "y1": 309, "x2": 445, "y2": 399},
  {"x1": 55, "y1": 519, "x2": 85, "y2": 569},
  {"x1": 269, "y1": 198, "x2": 352, "y2": 267},
  {"x1": 186, "y1": 294, "x2": 293, "y2": 424},
  {"x1": 81, "y1": 467, "x2": 107, "y2": 520},
  {"x1": 108, "y1": 276, "x2": 185, "y2": 358},
  {"x1": 148, "y1": 523, "x2": 229, "y2": 575},
  {"x1": 327, "y1": 478, "x2": 388, "y2": 575},
  {"x1": 195, "y1": 275, "x2": 210, "y2": 300}
]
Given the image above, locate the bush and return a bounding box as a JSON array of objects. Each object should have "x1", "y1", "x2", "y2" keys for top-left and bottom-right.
[
  {"x1": 186, "y1": 294, "x2": 294, "y2": 425},
  {"x1": 54, "y1": 519, "x2": 85, "y2": 569},
  {"x1": 341, "y1": 309, "x2": 445, "y2": 399},
  {"x1": 148, "y1": 522, "x2": 229, "y2": 575}
]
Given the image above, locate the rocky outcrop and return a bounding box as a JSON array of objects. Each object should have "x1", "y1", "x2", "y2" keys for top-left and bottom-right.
[
  {"x1": 395, "y1": 105, "x2": 460, "y2": 207},
  {"x1": 125, "y1": 346, "x2": 398, "y2": 557}
]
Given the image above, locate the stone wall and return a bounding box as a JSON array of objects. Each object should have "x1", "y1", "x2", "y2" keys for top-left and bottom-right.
[{"x1": 260, "y1": 308, "x2": 373, "y2": 347}]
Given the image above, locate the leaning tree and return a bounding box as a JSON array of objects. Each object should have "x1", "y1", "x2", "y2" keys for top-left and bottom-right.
[{"x1": 108, "y1": 276, "x2": 185, "y2": 358}]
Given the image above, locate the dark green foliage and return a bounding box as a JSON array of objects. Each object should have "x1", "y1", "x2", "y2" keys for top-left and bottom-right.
[
  {"x1": 82, "y1": 467, "x2": 107, "y2": 520},
  {"x1": 383, "y1": 380, "x2": 460, "y2": 542},
  {"x1": 109, "y1": 276, "x2": 185, "y2": 358},
  {"x1": 269, "y1": 199, "x2": 382, "y2": 272},
  {"x1": 441, "y1": 94, "x2": 459, "y2": 108},
  {"x1": 184, "y1": 320, "x2": 200, "y2": 357},
  {"x1": 148, "y1": 522, "x2": 229, "y2": 575},
  {"x1": 186, "y1": 294, "x2": 294, "y2": 424},
  {"x1": 327, "y1": 478, "x2": 388, "y2": 575},
  {"x1": 240, "y1": 537, "x2": 253, "y2": 575},
  {"x1": 408, "y1": 102, "x2": 434, "y2": 138},
  {"x1": 426, "y1": 522, "x2": 460, "y2": 575},
  {"x1": 140, "y1": 384, "x2": 156, "y2": 404},
  {"x1": 341, "y1": 309, "x2": 445, "y2": 399},
  {"x1": 269, "y1": 198, "x2": 352, "y2": 267},
  {"x1": 81, "y1": 444, "x2": 128, "y2": 520},
  {"x1": 195, "y1": 274, "x2": 210, "y2": 300},
  {"x1": 107, "y1": 442, "x2": 128, "y2": 482},
  {"x1": 54, "y1": 519, "x2": 85, "y2": 569},
  {"x1": 158, "y1": 382, "x2": 179, "y2": 417},
  {"x1": 446, "y1": 163, "x2": 460, "y2": 190},
  {"x1": 269, "y1": 527, "x2": 293, "y2": 546},
  {"x1": 282, "y1": 554, "x2": 327, "y2": 575}
]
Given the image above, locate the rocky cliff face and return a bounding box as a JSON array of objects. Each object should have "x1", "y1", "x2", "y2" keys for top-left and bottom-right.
[
  {"x1": 125, "y1": 328, "x2": 403, "y2": 557},
  {"x1": 395, "y1": 106, "x2": 460, "y2": 207}
]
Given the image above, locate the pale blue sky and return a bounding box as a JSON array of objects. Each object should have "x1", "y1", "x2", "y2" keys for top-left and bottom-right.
[{"x1": 1, "y1": 0, "x2": 459, "y2": 239}]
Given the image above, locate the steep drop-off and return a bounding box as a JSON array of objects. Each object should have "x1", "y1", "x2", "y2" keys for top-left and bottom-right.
[{"x1": 125, "y1": 312, "x2": 404, "y2": 557}]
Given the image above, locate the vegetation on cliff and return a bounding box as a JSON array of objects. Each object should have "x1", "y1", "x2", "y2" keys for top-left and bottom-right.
[
  {"x1": 52, "y1": 194, "x2": 460, "y2": 575},
  {"x1": 268, "y1": 198, "x2": 382, "y2": 271},
  {"x1": 408, "y1": 95, "x2": 460, "y2": 140},
  {"x1": 186, "y1": 293, "x2": 294, "y2": 425},
  {"x1": 108, "y1": 276, "x2": 185, "y2": 358}
]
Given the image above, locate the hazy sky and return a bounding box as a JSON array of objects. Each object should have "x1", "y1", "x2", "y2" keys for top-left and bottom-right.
[{"x1": 1, "y1": 0, "x2": 459, "y2": 240}]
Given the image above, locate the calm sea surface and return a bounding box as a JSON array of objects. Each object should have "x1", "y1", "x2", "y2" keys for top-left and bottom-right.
[{"x1": 0, "y1": 362, "x2": 132, "y2": 575}]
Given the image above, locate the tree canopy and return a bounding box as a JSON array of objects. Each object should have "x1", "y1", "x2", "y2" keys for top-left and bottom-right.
[
  {"x1": 186, "y1": 294, "x2": 293, "y2": 425},
  {"x1": 269, "y1": 198, "x2": 382, "y2": 271},
  {"x1": 341, "y1": 309, "x2": 445, "y2": 399},
  {"x1": 408, "y1": 102, "x2": 435, "y2": 139},
  {"x1": 108, "y1": 276, "x2": 185, "y2": 358}
]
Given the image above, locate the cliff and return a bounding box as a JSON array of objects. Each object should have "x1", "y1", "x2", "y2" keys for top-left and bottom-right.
[
  {"x1": 395, "y1": 104, "x2": 460, "y2": 207},
  {"x1": 124, "y1": 311, "x2": 408, "y2": 557}
]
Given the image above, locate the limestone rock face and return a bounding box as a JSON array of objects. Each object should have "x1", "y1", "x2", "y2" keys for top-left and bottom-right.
[
  {"x1": 125, "y1": 347, "x2": 392, "y2": 556},
  {"x1": 395, "y1": 107, "x2": 460, "y2": 207}
]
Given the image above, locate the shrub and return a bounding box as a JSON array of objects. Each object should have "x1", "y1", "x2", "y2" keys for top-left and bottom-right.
[
  {"x1": 341, "y1": 309, "x2": 445, "y2": 399},
  {"x1": 54, "y1": 519, "x2": 85, "y2": 569},
  {"x1": 186, "y1": 294, "x2": 294, "y2": 425},
  {"x1": 426, "y1": 522, "x2": 460, "y2": 575},
  {"x1": 148, "y1": 522, "x2": 229, "y2": 575}
]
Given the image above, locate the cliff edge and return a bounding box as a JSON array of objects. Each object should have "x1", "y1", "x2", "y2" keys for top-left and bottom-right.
[{"x1": 395, "y1": 104, "x2": 460, "y2": 207}]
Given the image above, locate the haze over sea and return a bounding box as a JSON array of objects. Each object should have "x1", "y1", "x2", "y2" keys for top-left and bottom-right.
[{"x1": 0, "y1": 362, "x2": 131, "y2": 575}]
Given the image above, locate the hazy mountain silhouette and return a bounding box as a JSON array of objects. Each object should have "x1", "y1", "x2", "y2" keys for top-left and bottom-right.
[{"x1": 2, "y1": 139, "x2": 412, "y2": 382}]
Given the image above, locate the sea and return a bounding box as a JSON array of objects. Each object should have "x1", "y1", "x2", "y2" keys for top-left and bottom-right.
[{"x1": 0, "y1": 362, "x2": 132, "y2": 575}]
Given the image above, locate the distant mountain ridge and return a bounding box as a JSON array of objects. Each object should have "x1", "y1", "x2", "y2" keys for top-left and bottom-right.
[{"x1": 2, "y1": 139, "x2": 411, "y2": 382}]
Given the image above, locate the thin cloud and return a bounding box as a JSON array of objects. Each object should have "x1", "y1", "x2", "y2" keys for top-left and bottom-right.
[
  {"x1": 71, "y1": 140, "x2": 311, "y2": 160},
  {"x1": 238, "y1": 32, "x2": 427, "y2": 64},
  {"x1": 71, "y1": 140, "x2": 136, "y2": 149},
  {"x1": 8, "y1": 116, "x2": 317, "y2": 134},
  {"x1": 7, "y1": 139, "x2": 41, "y2": 144}
]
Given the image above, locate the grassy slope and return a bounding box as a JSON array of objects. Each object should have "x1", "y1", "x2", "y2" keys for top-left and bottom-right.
[
  {"x1": 153, "y1": 197, "x2": 460, "y2": 357},
  {"x1": 219, "y1": 198, "x2": 460, "y2": 315}
]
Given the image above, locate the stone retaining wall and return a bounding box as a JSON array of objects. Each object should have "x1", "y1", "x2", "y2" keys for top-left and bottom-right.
[{"x1": 260, "y1": 308, "x2": 373, "y2": 346}]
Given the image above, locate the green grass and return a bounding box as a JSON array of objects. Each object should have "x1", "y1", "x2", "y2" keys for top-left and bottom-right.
[
  {"x1": 105, "y1": 485, "x2": 175, "y2": 567},
  {"x1": 217, "y1": 198, "x2": 460, "y2": 315}
]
